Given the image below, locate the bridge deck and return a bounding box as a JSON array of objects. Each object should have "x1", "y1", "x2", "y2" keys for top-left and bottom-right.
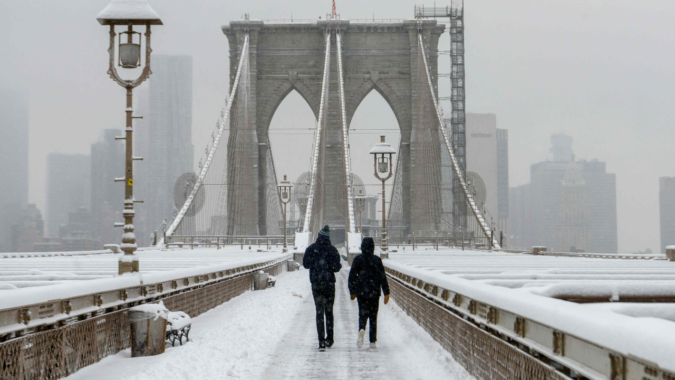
[{"x1": 65, "y1": 269, "x2": 472, "y2": 380}]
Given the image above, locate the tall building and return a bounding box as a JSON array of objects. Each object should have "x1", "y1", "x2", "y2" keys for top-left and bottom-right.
[
  {"x1": 557, "y1": 160, "x2": 589, "y2": 252},
  {"x1": 91, "y1": 129, "x2": 124, "y2": 245},
  {"x1": 465, "y1": 113, "x2": 509, "y2": 235},
  {"x1": 496, "y1": 129, "x2": 509, "y2": 232},
  {"x1": 45, "y1": 153, "x2": 91, "y2": 238},
  {"x1": 509, "y1": 135, "x2": 617, "y2": 252},
  {"x1": 660, "y1": 177, "x2": 675, "y2": 253},
  {"x1": 0, "y1": 88, "x2": 29, "y2": 252},
  {"x1": 135, "y1": 55, "x2": 194, "y2": 245},
  {"x1": 11, "y1": 204, "x2": 44, "y2": 252},
  {"x1": 550, "y1": 134, "x2": 573, "y2": 162},
  {"x1": 508, "y1": 184, "x2": 531, "y2": 249}
]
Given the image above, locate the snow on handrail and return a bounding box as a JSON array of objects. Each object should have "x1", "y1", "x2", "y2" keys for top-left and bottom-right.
[
  {"x1": 417, "y1": 33, "x2": 500, "y2": 249},
  {"x1": 385, "y1": 258, "x2": 675, "y2": 375},
  {"x1": 336, "y1": 31, "x2": 356, "y2": 234},
  {"x1": 0, "y1": 253, "x2": 291, "y2": 337},
  {"x1": 161, "y1": 34, "x2": 250, "y2": 245},
  {"x1": 302, "y1": 32, "x2": 332, "y2": 234}
]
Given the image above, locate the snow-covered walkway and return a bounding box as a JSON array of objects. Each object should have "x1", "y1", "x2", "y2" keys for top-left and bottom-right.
[
  {"x1": 66, "y1": 268, "x2": 472, "y2": 380},
  {"x1": 263, "y1": 269, "x2": 470, "y2": 379}
]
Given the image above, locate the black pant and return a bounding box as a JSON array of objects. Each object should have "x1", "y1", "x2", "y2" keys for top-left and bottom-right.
[
  {"x1": 312, "y1": 283, "x2": 335, "y2": 344},
  {"x1": 357, "y1": 297, "x2": 380, "y2": 343}
]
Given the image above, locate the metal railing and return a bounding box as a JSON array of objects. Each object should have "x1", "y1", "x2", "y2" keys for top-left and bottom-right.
[
  {"x1": 165, "y1": 235, "x2": 295, "y2": 250},
  {"x1": 0, "y1": 256, "x2": 290, "y2": 379},
  {"x1": 384, "y1": 262, "x2": 675, "y2": 380},
  {"x1": 373, "y1": 235, "x2": 491, "y2": 251}
]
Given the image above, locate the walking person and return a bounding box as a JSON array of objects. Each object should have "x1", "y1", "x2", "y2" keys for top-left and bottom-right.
[
  {"x1": 303, "y1": 225, "x2": 342, "y2": 351},
  {"x1": 348, "y1": 237, "x2": 390, "y2": 349}
]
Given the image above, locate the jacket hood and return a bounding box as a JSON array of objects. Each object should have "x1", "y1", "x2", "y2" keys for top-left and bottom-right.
[{"x1": 361, "y1": 237, "x2": 375, "y2": 256}]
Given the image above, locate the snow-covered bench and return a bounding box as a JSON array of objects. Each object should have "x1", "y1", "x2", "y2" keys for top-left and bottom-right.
[{"x1": 166, "y1": 311, "x2": 191, "y2": 347}]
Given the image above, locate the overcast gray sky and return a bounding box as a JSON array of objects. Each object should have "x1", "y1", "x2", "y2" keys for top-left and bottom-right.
[{"x1": 1, "y1": 0, "x2": 673, "y2": 253}]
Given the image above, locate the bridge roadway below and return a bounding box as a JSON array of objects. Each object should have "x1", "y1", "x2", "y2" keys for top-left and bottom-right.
[{"x1": 65, "y1": 267, "x2": 473, "y2": 380}]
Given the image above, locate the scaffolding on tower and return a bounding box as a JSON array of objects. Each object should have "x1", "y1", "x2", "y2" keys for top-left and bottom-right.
[{"x1": 414, "y1": 1, "x2": 467, "y2": 239}]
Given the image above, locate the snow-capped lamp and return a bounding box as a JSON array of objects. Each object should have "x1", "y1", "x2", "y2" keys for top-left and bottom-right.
[
  {"x1": 370, "y1": 136, "x2": 396, "y2": 252},
  {"x1": 371, "y1": 135, "x2": 396, "y2": 175},
  {"x1": 97, "y1": 0, "x2": 163, "y2": 275},
  {"x1": 97, "y1": 0, "x2": 163, "y2": 73}
]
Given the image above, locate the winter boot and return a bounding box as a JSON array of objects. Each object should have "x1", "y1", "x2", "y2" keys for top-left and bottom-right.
[
  {"x1": 357, "y1": 329, "x2": 365, "y2": 348},
  {"x1": 319, "y1": 341, "x2": 326, "y2": 352},
  {"x1": 370, "y1": 342, "x2": 377, "y2": 349},
  {"x1": 326, "y1": 340, "x2": 334, "y2": 348}
]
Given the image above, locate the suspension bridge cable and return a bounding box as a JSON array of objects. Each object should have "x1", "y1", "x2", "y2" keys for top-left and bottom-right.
[
  {"x1": 417, "y1": 32, "x2": 500, "y2": 249},
  {"x1": 336, "y1": 31, "x2": 357, "y2": 235},
  {"x1": 302, "y1": 32, "x2": 332, "y2": 234},
  {"x1": 161, "y1": 33, "x2": 250, "y2": 244}
]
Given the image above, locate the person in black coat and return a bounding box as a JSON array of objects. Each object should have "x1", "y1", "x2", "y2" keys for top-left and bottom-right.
[
  {"x1": 348, "y1": 237, "x2": 390, "y2": 349},
  {"x1": 303, "y1": 225, "x2": 342, "y2": 351}
]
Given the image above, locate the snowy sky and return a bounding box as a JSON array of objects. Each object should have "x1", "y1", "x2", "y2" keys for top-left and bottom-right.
[{"x1": 0, "y1": 0, "x2": 673, "y2": 253}]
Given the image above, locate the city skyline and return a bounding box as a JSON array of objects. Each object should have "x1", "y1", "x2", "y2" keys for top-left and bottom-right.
[{"x1": 0, "y1": 0, "x2": 673, "y2": 252}]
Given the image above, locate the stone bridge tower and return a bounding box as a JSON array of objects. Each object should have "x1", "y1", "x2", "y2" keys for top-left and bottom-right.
[{"x1": 222, "y1": 20, "x2": 445, "y2": 241}]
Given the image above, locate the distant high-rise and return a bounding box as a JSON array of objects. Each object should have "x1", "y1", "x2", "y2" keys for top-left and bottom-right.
[
  {"x1": 465, "y1": 113, "x2": 509, "y2": 234},
  {"x1": 11, "y1": 204, "x2": 44, "y2": 252},
  {"x1": 660, "y1": 177, "x2": 675, "y2": 252},
  {"x1": 509, "y1": 134, "x2": 617, "y2": 252},
  {"x1": 91, "y1": 129, "x2": 124, "y2": 245},
  {"x1": 496, "y1": 129, "x2": 509, "y2": 231},
  {"x1": 0, "y1": 88, "x2": 29, "y2": 252},
  {"x1": 45, "y1": 153, "x2": 91, "y2": 238},
  {"x1": 508, "y1": 184, "x2": 531, "y2": 249},
  {"x1": 135, "y1": 55, "x2": 194, "y2": 245},
  {"x1": 550, "y1": 134, "x2": 573, "y2": 162},
  {"x1": 557, "y1": 160, "x2": 589, "y2": 252}
]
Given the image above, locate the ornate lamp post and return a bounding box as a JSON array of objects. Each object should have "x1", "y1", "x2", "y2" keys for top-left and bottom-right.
[
  {"x1": 278, "y1": 175, "x2": 293, "y2": 253},
  {"x1": 370, "y1": 136, "x2": 396, "y2": 252},
  {"x1": 97, "y1": 0, "x2": 162, "y2": 275}
]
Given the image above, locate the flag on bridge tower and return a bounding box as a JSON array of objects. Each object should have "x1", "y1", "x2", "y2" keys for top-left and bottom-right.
[{"x1": 332, "y1": 0, "x2": 337, "y2": 19}]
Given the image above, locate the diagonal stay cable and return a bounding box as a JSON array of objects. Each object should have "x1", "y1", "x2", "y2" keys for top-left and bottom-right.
[
  {"x1": 161, "y1": 33, "x2": 250, "y2": 244},
  {"x1": 417, "y1": 32, "x2": 500, "y2": 249},
  {"x1": 336, "y1": 31, "x2": 357, "y2": 235},
  {"x1": 302, "y1": 31, "x2": 332, "y2": 234}
]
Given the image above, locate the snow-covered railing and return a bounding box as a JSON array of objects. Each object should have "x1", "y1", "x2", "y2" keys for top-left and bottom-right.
[
  {"x1": 302, "y1": 31, "x2": 332, "y2": 234},
  {"x1": 417, "y1": 33, "x2": 500, "y2": 249},
  {"x1": 0, "y1": 249, "x2": 115, "y2": 259},
  {"x1": 0, "y1": 253, "x2": 290, "y2": 340},
  {"x1": 532, "y1": 250, "x2": 666, "y2": 260},
  {"x1": 384, "y1": 260, "x2": 675, "y2": 379},
  {"x1": 161, "y1": 33, "x2": 250, "y2": 245}
]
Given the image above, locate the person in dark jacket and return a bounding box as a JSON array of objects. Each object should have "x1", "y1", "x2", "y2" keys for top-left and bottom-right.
[
  {"x1": 303, "y1": 225, "x2": 342, "y2": 351},
  {"x1": 348, "y1": 237, "x2": 390, "y2": 349}
]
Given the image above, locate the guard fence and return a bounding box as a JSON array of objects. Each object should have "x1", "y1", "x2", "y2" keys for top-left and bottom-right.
[
  {"x1": 0, "y1": 254, "x2": 291, "y2": 380},
  {"x1": 164, "y1": 235, "x2": 295, "y2": 250}
]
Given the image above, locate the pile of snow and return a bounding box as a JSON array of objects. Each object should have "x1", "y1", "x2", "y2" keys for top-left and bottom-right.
[{"x1": 129, "y1": 301, "x2": 169, "y2": 322}]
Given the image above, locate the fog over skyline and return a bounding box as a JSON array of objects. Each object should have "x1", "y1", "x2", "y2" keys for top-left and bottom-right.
[{"x1": 1, "y1": 0, "x2": 673, "y2": 252}]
